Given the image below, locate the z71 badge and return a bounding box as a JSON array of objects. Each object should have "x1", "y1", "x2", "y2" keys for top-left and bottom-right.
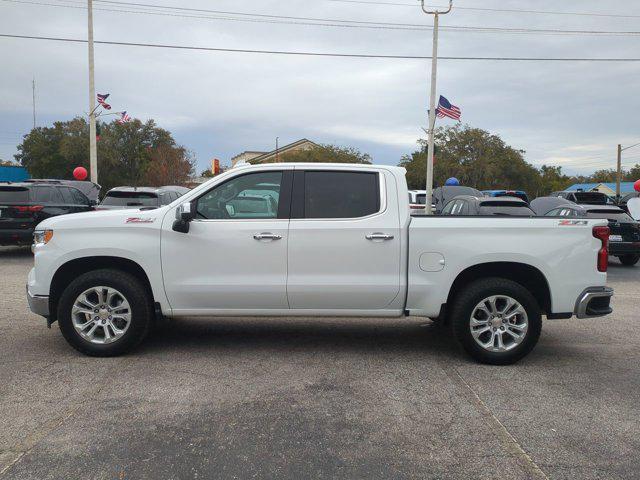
[
  {"x1": 558, "y1": 220, "x2": 588, "y2": 226},
  {"x1": 126, "y1": 217, "x2": 155, "y2": 224}
]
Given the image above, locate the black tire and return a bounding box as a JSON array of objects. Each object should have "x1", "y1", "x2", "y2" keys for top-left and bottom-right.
[
  {"x1": 450, "y1": 277, "x2": 542, "y2": 365},
  {"x1": 618, "y1": 254, "x2": 640, "y2": 266},
  {"x1": 57, "y1": 269, "x2": 153, "y2": 356}
]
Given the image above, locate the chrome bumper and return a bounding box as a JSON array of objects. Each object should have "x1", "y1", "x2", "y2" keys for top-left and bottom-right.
[
  {"x1": 27, "y1": 285, "x2": 50, "y2": 317},
  {"x1": 574, "y1": 287, "x2": 613, "y2": 319}
]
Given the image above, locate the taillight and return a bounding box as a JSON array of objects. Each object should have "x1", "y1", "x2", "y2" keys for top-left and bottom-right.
[
  {"x1": 593, "y1": 226, "x2": 610, "y2": 272},
  {"x1": 14, "y1": 205, "x2": 44, "y2": 212}
]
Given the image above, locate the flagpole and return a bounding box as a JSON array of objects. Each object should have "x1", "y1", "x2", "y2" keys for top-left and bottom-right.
[
  {"x1": 88, "y1": 0, "x2": 98, "y2": 184},
  {"x1": 421, "y1": 0, "x2": 452, "y2": 215}
]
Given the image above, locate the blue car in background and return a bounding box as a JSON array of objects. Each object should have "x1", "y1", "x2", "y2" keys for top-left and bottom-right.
[{"x1": 483, "y1": 189, "x2": 530, "y2": 204}]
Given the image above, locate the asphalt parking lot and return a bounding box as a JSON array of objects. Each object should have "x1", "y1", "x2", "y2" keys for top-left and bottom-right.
[{"x1": 1, "y1": 246, "x2": 639, "y2": 480}]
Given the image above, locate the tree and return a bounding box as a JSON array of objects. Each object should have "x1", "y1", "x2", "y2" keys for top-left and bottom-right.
[
  {"x1": 261, "y1": 144, "x2": 371, "y2": 164},
  {"x1": 400, "y1": 124, "x2": 541, "y2": 194},
  {"x1": 538, "y1": 165, "x2": 570, "y2": 196},
  {"x1": 201, "y1": 169, "x2": 215, "y2": 178},
  {"x1": 15, "y1": 117, "x2": 193, "y2": 192},
  {"x1": 142, "y1": 144, "x2": 195, "y2": 187}
]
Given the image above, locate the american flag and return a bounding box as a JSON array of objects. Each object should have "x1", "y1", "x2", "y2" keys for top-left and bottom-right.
[
  {"x1": 436, "y1": 96, "x2": 461, "y2": 120},
  {"x1": 117, "y1": 111, "x2": 131, "y2": 124},
  {"x1": 97, "y1": 93, "x2": 111, "y2": 110}
]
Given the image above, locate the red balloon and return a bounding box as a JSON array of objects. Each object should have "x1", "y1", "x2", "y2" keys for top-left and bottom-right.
[
  {"x1": 635, "y1": 179, "x2": 640, "y2": 192},
  {"x1": 73, "y1": 166, "x2": 88, "y2": 181}
]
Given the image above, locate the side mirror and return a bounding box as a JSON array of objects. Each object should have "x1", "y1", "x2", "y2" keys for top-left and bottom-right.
[{"x1": 172, "y1": 202, "x2": 194, "y2": 233}]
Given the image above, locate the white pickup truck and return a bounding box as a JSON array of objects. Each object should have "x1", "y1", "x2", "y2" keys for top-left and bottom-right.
[{"x1": 27, "y1": 163, "x2": 613, "y2": 364}]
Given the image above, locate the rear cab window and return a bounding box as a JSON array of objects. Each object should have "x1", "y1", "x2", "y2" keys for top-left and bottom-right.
[
  {"x1": 0, "y1": 186, "x2": 29, "y2": 203},
  {"x1": 586, "y1": 210, "x2": 634, "y2": 222},
  {"x1": 299, "y1": 171, "x2": 380, "y2": 219},
  {"x1": 478, "y1": 201, "x2": 534, "y2": 216},
  {"x1": 101, "y1": 191, "x2": 159, "y2": 207}
]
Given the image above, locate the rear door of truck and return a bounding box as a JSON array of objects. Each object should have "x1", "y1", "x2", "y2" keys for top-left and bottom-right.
[{"x1": 286, "y1": 167, "x2": 401, "y2": 310}]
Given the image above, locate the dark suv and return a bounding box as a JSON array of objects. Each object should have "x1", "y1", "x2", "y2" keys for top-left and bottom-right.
[{"x1": 0, "y1": 182, "x2": 95, "y2": 246}]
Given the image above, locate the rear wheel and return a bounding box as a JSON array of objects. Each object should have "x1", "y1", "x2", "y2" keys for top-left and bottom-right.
[
  {"x1": 57, "y1": 269, "x2": 152, "y2": 356},
  {"x1": 618, "y1": 254, "x2": 640, "y2": 266},
  {"x1": 450, "y1": 277, "x2": 542, "y2": 365}
]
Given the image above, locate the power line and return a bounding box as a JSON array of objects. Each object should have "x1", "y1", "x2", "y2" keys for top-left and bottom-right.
[
  {"x1": 4, "y1": 0, "x2": 640, "y2": 36},
  {"x1": 322, "y1": 0, "x2": 640, "y2": 18},
  {"x1": 4, "y1": 33, "x2": 640, "y2": 61}
]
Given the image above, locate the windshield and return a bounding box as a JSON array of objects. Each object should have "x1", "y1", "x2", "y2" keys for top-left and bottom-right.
[
  {"x1": 0, "y1": 186, "x2": 29, "y2": 203},
  {"x1": 414, "y1": 194, "x2": 426, "y2": 205},
  {"x1": 101, "y1": 191, "x2": 159, "y2": 207}
]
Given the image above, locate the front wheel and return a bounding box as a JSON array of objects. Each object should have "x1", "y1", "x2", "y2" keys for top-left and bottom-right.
[
  {"x1": 450, "y1": 278, "x2": 542, "y2": 365},
  {"x1": 57, "y1": 269, "x2": 153, "y2": 356},
  {"x1": 618, "y1": 254, "x2": 640, "y2": 266}
]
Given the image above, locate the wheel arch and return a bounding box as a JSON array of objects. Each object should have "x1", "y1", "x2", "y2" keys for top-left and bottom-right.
[
  {"x1": 49, "y1": 256, "x2": 155, "y2": 321},
  {"x1": 446, "y1": 262, "x2": 552, "y2": 315}
]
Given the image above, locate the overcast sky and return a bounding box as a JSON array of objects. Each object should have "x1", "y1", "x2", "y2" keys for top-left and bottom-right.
[{"x1": 1, "y1": 0, "x2": 640, "y2": 177}]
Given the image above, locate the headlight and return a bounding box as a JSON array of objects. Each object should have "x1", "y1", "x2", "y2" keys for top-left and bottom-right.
[{"x1": 33, "y1": 229, "x2": 53, "y2": 245}]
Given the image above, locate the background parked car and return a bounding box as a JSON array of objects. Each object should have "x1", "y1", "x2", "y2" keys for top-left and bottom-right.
[
  {"x1": 24, "y1": 179, "x2": 101, "y2": 203},
  {"x1": 551, "y1": 190, "x2": 616, "y2": 206},
  {"x1": 483, "y1": 189, "x2": 530, "y2": 204},
  {"x1": 0, "y1": 181, "x2": 94, "y2": 245},
  {"x1": 97, "y1": 186, "x2": 189, "y2": 210},
  {"x1": 542, "y1": 203, "x2": 640, "y2": 266},
  {"x1": 408, "y1": 189, "x2": 427, "y2": 211},
  {"x1": 442, "y1": 195, "x2": 535, "y2": 216},
  {"x1": 432, "y1": 186, "x2": 483, "y2": 214},
  {"x1": 617, "y1": 191, "x2": 639, "y2": 215},
  {"x1": 530, "y1": 196, "x2": 574, "y2": 216}
]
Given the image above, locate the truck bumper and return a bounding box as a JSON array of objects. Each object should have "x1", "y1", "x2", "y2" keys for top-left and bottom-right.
[
  {"x1": 609, "y1": 242, "x2": 640, "y2": 256},
  {"x1": 27, "y1": 284, "x2": 49, "y2": 318},
  {"x1": 574, "y1": 287, "x2": 613, "y2": 319}
]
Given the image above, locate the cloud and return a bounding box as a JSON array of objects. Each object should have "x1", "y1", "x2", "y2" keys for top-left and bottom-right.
[{"x1": 1, "y1": 0, "x2": 639, "y2": 177}]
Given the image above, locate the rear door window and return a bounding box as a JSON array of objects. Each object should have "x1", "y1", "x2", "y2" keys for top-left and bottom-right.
[
  {"x1": 32, "y1": 186, "x2": 63, "y2": 203},
  {"x1": 69, "y1": 188, "x2": 89, "y2": 205},
  {"x1": 302, "y1": 171, "x2": 380, "y2": 219},
  {"x1": 59, "y1": 187, "x2": 75, "y2": 204}
]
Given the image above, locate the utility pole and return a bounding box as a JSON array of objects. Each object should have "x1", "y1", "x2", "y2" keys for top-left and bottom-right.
[
  {"x1": 616, "y1": 144, "x2": 622, "y2": 200},
  {"x1": 275, "y1": 136, "x2": 279, "y2": 163},
  {"x1": 420, "y1": 0, "x2": 452, "y2": 215},
  {"x1": 88, "y1": 0, "x2": 98, "y2": 183},
  {"x1": 32, "y1": 77, "x2": 36, "y2": 129}
]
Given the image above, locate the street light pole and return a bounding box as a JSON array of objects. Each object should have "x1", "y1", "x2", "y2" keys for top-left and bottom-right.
[
  {"x1": 88, "y1": 0, "x2": 98, "y2": 183},
  {"x1": 616, "y1": 144, "x2": 622, "y2": 199},
  {"x1": 420, "y1": 0, "x2": 452, "y2": 215}
]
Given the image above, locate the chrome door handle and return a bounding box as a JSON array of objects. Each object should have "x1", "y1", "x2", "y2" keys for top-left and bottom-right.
[
  {"x1": 253, "y1": 233, "x2": 282, "y2": 240},
  {"x1": 366, "y1": 233, "x2": 394, "y2": 241}
]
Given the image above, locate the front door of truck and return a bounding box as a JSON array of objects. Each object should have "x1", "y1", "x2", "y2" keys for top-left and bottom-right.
[
  {"x1": 286, "y1": 168, "x2": 401, "y2": 310},
  {"x1": 161, "y1": 169, "x2": 292, "y2": 313}
]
